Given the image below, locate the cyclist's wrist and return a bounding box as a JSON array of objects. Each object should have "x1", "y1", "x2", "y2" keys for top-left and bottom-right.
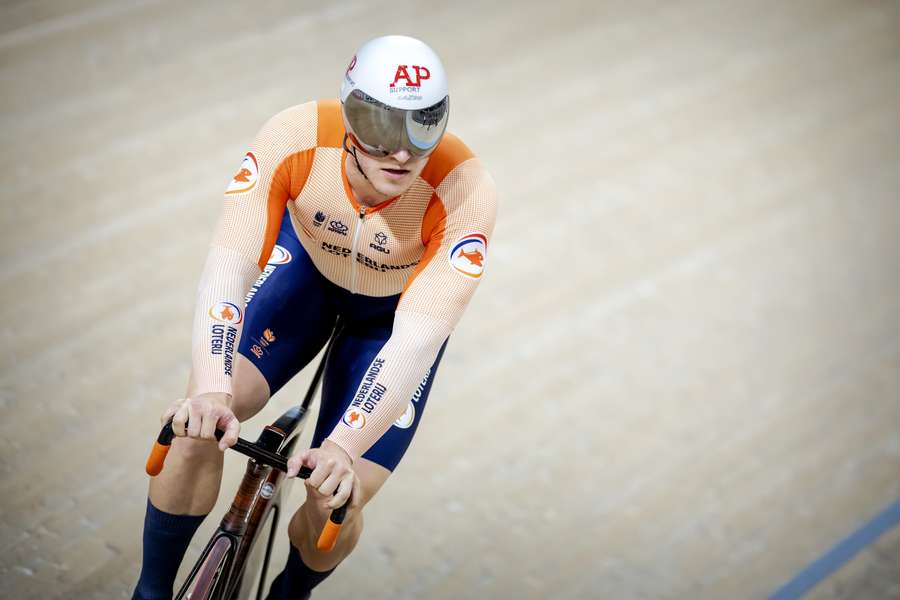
[
  {"x1": 322, "y1": 437, "x2": 354, "y2": 464},
  {"x1": 193, "y1": 391, "x2": 234, "y2": 407}
]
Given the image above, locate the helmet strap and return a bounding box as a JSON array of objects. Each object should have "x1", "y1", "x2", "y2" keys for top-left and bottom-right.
[{"x1": 342, "y1": 134, "x2": 371, "y2": 182}]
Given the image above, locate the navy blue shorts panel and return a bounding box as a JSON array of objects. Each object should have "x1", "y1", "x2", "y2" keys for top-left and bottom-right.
[
  {"x1": 237, "y1": 210, "x2": 447, "y2": 471},
  {"x1": 238, "y1": 215, "x2": 338, "y2": 395}
]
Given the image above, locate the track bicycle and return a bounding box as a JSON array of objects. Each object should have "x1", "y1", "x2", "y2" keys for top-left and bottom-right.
[{"x1": 144, "y1": 324, "x2": 347, "y2": 600}]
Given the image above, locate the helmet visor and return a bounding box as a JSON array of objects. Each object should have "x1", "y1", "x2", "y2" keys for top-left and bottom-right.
[{"x1": 343, "y1": 90, "x2": 449, "y2": 158}]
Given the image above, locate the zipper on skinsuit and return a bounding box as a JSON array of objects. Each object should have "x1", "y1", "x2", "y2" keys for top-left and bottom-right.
[{"x1": 349, "y1": 205, "x2": 366, "y2": 293}]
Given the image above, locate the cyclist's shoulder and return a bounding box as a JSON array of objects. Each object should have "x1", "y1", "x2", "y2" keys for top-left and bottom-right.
[
  {"x1": 420, "y1": 132, "x2": 474, "y2": 187},
  {"x1": 254, "y1": 99, "x2": 344, "y2": 151},
  {"x1": 421, "y1": 133, "x2": 496, "y2": 211}
]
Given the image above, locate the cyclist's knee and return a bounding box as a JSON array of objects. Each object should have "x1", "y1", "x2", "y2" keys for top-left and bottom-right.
[
  {"x1": 231, "y1": 354, "x2": 270, "y2": 421},
  {"x1": 287, "y1": 501, "x2": 363, "y2": 568},
  {"x1": 291, "y1": 491, "x2": 364, "y2": 533},
  {"x1": 286, "y1": 458, "x2": 390, "y2": 559}
]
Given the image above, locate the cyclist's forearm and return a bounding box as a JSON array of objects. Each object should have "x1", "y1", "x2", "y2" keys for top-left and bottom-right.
[
  {"x1": 326, "y1": 311, "x2": 450, "y2": 461},
  {"x1": 191, "y1": 245, "x2": 261, "y2": 397}
]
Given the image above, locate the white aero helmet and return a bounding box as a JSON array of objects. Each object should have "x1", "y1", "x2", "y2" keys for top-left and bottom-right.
[{"x1": 341, "y1": 35, "x2": 450, "y2": 158}]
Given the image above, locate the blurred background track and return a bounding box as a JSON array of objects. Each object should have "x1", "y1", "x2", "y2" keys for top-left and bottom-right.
[{"x1": 1, "y1": 1, "x2": 899, "y2": 598}]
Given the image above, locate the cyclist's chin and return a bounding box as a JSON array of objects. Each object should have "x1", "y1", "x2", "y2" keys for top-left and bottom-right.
[{"x1": 370, "y1": 171, "x2": 415, "y2": 197}]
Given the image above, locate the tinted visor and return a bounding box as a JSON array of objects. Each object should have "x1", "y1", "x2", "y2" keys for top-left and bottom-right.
[{"x1": 343, "y1": 89, "x2": 449, "y2": 158}]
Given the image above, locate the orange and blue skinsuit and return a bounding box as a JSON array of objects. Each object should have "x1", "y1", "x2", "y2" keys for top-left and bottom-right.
[{"x1": 191, "y1": 99, "x2": 497, "y2": 469}]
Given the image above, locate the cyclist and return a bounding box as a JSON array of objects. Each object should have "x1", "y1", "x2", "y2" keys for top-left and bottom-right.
[{"x1": 133, "y1": 35, "x2": 497, "y2": 599}]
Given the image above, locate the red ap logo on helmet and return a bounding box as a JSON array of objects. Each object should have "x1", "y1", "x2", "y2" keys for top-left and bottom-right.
[
  {"x1": 346, "y1": 55, "x2": 357, "y2": 74},
  {"x1": 390, "y1": 65, "x2": 430, "y2": 87}
]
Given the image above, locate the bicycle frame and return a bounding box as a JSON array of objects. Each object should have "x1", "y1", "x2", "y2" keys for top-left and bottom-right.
[
  {"x1": 145, "y1": 321, "x2": 346, "y2": 599},
  {"x1": 176, "y1": 409, "x2": 306, "y2": 600}
]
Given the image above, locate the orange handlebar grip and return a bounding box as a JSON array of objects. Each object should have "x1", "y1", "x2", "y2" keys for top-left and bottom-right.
[
  {"x1": 316, "y1": 519, "x2": 343, "y2": 553},
  {"x1": 146, "y1": 441, "x2": 171, "y2": 476}
]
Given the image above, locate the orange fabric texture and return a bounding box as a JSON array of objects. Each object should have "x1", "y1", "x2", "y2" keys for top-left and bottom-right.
[
  {"x1": 401, "y1": 193, "x2": 446, "y2": 296},
  {"x1": 192, "y1": 100, "x2": 497, "y2": 460},
  {"x1": 257, "y1": 150, "x2": 315, "y2": 269},
  {"x1": 316, "y1": 98, "x2": 345, "y2": 148}
]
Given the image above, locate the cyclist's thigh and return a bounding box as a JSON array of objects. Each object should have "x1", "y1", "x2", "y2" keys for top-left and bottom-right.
[
  {"x1": 310, "y1": 316, "x2": 449, "y2": 472},
  {"x1": 237, "y1": 210, "x2": 338, "y2": 398}
]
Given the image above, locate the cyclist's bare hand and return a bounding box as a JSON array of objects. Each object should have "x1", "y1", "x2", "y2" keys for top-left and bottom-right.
[
  {"x1": 162, "y1": 392, "x2": 239, "y2": 451},
  {"x1": 287, "y1": 439, "x2": 361, "y2": 510}
]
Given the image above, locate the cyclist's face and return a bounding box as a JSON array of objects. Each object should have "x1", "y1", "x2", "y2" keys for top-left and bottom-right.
[{"x1": 353, "y1": 146, "x2": 429, "y2": 199}]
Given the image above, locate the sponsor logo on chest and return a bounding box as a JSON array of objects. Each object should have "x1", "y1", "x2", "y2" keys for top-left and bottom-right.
[
  {"x1": 369, "y1": 231, "x2": 390, "y2": 254},
  {"x1": 321, "y1": 240, "x2": 418, "y2": 272},
  {"x1": 328, "y1": 220, "x2": 349, "y2": 236}
]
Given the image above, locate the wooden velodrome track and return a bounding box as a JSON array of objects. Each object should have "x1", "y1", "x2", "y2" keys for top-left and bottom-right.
[{"x1": 2, "y1": 1, "x2": 899, "y2": 598}]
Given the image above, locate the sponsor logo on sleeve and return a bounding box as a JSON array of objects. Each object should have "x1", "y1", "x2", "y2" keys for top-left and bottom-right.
[
  {"x1": 209, "y1": 302, "x2": 241, "y2": 377},
  {"x1": 448, "y1": 233, "x2": 488, "y2": 279},
  {"x1": 393, "y1": 368, "x2": 431, "y2": 429},
  {"x1": 313, "y1": 211, "x2": 327, "y2": 227},
  {"x1": 208, "y1": 302, "x2": 243, "y2": 324},
  {"x1": 342, "y1": 408, "x2": 366, "y2": 430},
  {"x1": 393, "y1": 402, "x2": 415, "y2": 429},
  {"x1": 346, "y1": 358, "x2": 388, "y2": 417},
  {"x1": 226, "y1": 152, "x2": 259, "y2": 195}
]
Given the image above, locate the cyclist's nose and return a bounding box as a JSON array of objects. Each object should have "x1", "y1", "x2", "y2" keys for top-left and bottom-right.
[{"x1": 390, "y1": 149, "x2": 411, "y2": 164}]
